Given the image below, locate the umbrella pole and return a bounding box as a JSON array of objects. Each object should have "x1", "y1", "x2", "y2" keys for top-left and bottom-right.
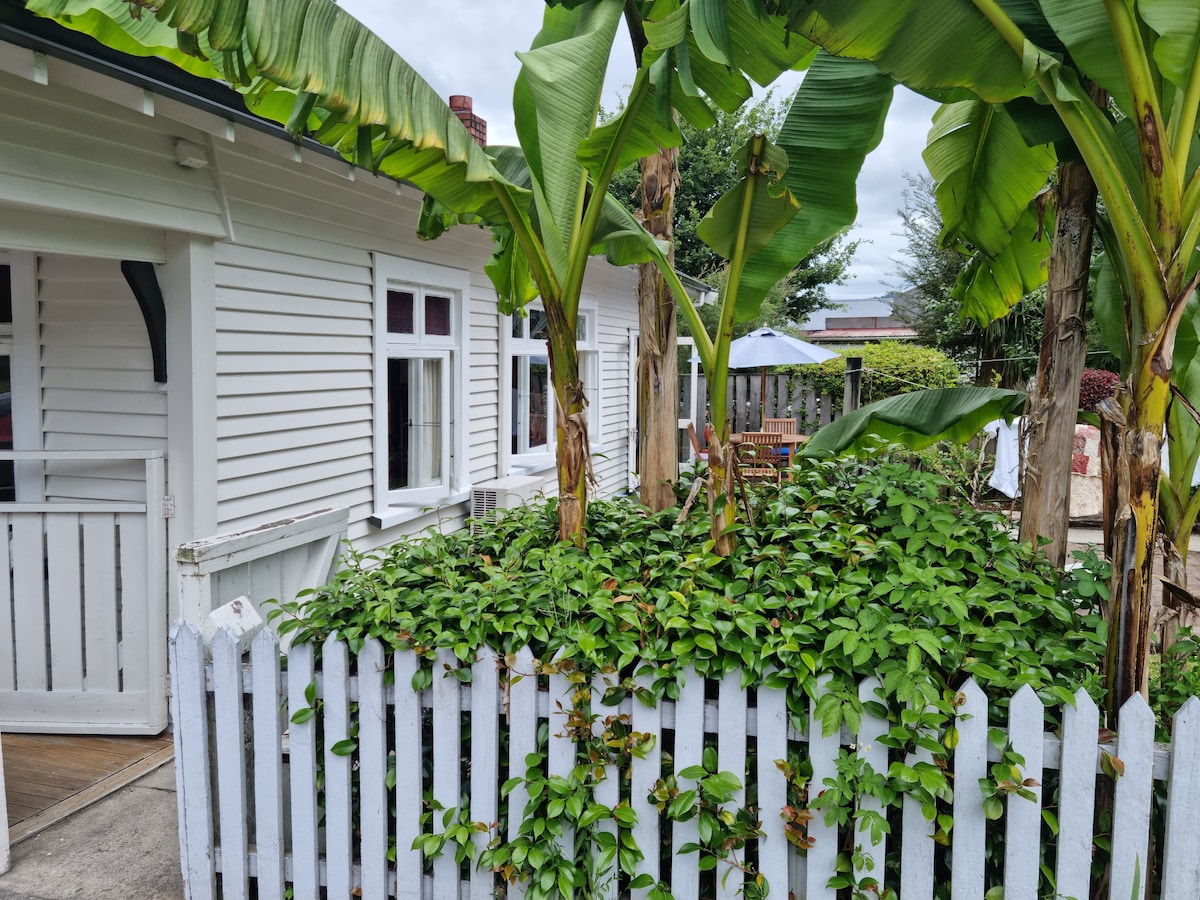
[{"x1": 760, "y1": 367, "x2": 767, "y2": 427}]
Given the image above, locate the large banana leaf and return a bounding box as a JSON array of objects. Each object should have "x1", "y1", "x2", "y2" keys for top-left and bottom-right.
[
  {"x1": 1037, "y1": 0, "x2": 1130, "y2": 112},
  {"x1": 800, "y1": 387, "x2": 1027, "y2": 458},
  {"x1": 953, "y1": 200, "x2": 1053, "y2": 326},
  {"x1": 924, "y1": 99, "x2": 1057, "y2": 258},
  {"x1": 733, "y1": 52, "x2": 894, "y2": 319},
  {"x1": 757, "y1": 0, "x2": 1029, "y2": 103},
  {"x1": 1142, "y1": 0, "x2": 1200, "y2": 93},
  {"x1": 513, "y1": 0, "x2": 625, "y2": 281},
  {"x1": 24, "y1": 0, "x2": 510, "y2": 222}
]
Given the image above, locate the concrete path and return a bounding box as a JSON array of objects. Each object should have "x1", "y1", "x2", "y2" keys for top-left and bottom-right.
[{"x1": 0, "y1": 764, "x2": 182, "y2": 900}]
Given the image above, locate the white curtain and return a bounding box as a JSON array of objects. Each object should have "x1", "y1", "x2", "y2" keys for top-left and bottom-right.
[{"x1": 419, "y1": 358, "x2": 442, "y2": 486}]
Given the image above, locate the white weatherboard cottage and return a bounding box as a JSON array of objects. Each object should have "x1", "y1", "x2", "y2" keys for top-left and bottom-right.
[{"x1": 0, "y1": 9, "x2": 642, "y2": 737}]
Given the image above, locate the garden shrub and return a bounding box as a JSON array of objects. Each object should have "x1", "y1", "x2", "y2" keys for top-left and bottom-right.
[
  {"x1": 801, "y1": 342, "x2": 960, "y2": 404},
  {"x1": 1078, "y1": 368, "x2": 1120, "y2": 412},
  {"x1": 269, "y1": 448, "x2": 1108, "y2": 899}
]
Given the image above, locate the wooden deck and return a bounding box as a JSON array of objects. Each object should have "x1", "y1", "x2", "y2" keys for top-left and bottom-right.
[{"x1": 3, "y1": 732, "x2": 174, "y2": 844}]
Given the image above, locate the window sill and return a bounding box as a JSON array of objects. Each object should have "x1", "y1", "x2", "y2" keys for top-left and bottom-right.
[
  {"x1": 509, "y1": 446, "x2": 602, "y2": 478},
  {"x1": 368, "y1": 490, "x2": 471, "y2": 530}
]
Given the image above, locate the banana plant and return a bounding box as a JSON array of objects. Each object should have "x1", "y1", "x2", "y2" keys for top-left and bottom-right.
[{"x1": 756, "y1": 0, "x2": 1200, "y2": 717}]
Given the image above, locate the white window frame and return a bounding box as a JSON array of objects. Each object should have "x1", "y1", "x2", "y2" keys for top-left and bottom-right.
[
  {"x1": 501, "y1": 300, "x2": 600, "y2": 475},
  {"x1": 372, "y1": 254, "x2": 469, "y2": 513}
]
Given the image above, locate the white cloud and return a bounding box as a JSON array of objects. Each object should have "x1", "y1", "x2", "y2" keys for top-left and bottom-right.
[{"x1": 336, "y1": 0, "x2": 940, "y2": 302}]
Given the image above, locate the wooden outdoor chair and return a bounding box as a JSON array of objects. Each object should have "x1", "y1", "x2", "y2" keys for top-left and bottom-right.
[
  {"x1": 736, "y1": 432, "x2": 785, "y2": 483},
  {"x1": 763, "y1": 417, "x2": 798, "y2": 435},
  {"x1": 687, "y1": 422, "x2": 709, "y2": 462}
]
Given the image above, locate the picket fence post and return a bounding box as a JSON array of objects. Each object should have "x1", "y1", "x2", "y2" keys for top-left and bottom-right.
[
  {"x1": 1161, "y1": 696, "x2": 1200, "y2": 900},
  {"x1": 169, "y1": 622, "x2": 215, "y2": 900}
]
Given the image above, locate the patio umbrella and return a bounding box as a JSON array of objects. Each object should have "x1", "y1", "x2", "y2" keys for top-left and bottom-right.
[{"x1": 727, "y1": 327, "x2": 839, "y2": 422}]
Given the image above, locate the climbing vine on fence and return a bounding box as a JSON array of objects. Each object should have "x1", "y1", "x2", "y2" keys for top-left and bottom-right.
[{"x1": 270, "y1": 446, "x2": 1109, "y2": 897}]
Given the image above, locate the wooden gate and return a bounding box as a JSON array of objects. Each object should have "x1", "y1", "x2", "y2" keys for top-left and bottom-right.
[{"x1": 0, "y1": 450, "x2": 168, "y2": 734}]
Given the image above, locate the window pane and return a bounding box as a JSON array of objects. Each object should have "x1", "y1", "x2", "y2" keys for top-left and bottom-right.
[
  {"x1": 387, "y1": 290, "x2": 414, "y2": 334},
  {"x1": 576, "y1": 314, "x2": 587, "y2": 343},
  {"x1": 425, "y1": 294, "x2": 451, "y2": 336},
  {"x1": 512, "y1": 315, "x2": 524, "y2": 339},
  {"x1": 388, "y1": 357, "x2": 443, "y2": 491},
  {"x1": 0, "y1": 353, "x2": 11, "y2": 501},
  {"x1": 0, "y1": 265, "x2": 11, "y2": 325},
  {"x1": 512, "y1": 355, "x2": 549, "y2": 455},
  {"x1": 528, "y1": 307, "x2": 549, "y2": 341}
]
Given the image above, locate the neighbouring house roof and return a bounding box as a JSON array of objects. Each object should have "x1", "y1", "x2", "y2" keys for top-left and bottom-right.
[{"x1": 802, "y1": 326, "x2": 917, "y2": 343}]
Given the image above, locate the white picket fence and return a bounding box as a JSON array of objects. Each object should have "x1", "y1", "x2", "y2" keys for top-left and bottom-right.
[{"x1": 170, "y1": 624, "x2": 1200, "y2": 900}]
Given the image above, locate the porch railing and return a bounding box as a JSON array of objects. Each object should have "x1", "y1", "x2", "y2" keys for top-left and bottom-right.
[
  {"x1": 0, "y1": 450, "x2": 167, "y2": 733},
  {"x1": 170, "y1": 625, "x2": 1200, "y2": 900}
]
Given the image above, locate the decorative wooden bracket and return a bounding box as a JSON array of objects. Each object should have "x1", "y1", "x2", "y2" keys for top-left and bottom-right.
[{"x1": 121, "y1": 260, "x2": 167, "y2": 383}]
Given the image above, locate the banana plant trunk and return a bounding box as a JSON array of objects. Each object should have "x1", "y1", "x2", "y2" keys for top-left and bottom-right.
[
  {"x1": 704, "y1": 428, "x2": 737, "y2": 556},
  {"x1": 546, "y1": 306, "x2": 589, "y2": 545},
  {"x1": 1104, "y1": 352, "x2": 1172, "y2": 721},
  {"x1": 636, "y1": 145, "x2": 681, "y2": 512},
  {"x1": 1019, "y1": 147, "x2": 1100, "y2": 568}
]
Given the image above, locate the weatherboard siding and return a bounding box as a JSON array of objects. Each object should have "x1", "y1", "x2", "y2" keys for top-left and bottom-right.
[
  {"x1": 209, "y1": 137, "x2": 633, "y2": 547},
  {"x1": 0, "y1": 69, "x2": 226, "y2": 241},
  {"x1": 38, "y1": 254, "x2": 167, "y2": 502}
]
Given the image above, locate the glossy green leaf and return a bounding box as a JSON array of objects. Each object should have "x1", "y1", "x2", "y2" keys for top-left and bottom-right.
[{"x1": 800, "y1": 387, "x2": 1027, "y2": 458}]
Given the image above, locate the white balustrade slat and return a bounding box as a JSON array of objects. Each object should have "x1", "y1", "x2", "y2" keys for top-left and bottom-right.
[
  {"x1": 169, "y1": 623, "x2": 216, "y2": 900},
  {"x1": 0, "y1": 516, "x2": 12, "y2": 691},
  {"x1": 432, "y1": 648, "x2": 462, "y2": 897},
  {"x1": 900, "y1": 744, "x2": 935, "y2": 900},
  {"x1": 507, "y1": 647, "x2": 537, "y2": 900},
  {"x1": 45, "y1": 512, "x2": 83, "y2": 691},
  {"x1": 671, "y1": 669, "x2": 704, "y2": 900},
  {"x1": 756, "y1": 679, "x2": 789, "y2": 900},
  {"x1": 548, "y1": 665, "x2": 576, "y2": 895},
  {"x1": 212, "y1": 628, "x2": 249, "y2": 898},
  {"x1": 322, "y1": 637, "x2": 353, "y2": 899},
  {"x1": 590, "y1": 673, "x2": 620, "y2": 900},
  {"x1": 717, "y1": 671, "x2": 747, "y2": 900},
  {"x1": 250, "y1": 630, "x2": 285, "y2": 900},
  {"x1": 1162, "y1": 696, "x2": 1200, "y2": 900},
  {"x1": 357, "y1": 639, "x2": 389, "y2": 900},
  {"x1": 394, "y1": 649, "x2": 423, "y2": 900},
  {"x1": 1056, "y1": 688, "x2": 1099, "y2": 900},
  {"x1": 951, "y1": 679, "x2": 987, "y2": 900},
  {"x1": 1004, "y1": 685, "x2": 1044, "y2": 900},
  {"x1": 471, "y1": 649, "x2": 501, "y2": 900},
  {"x1": 82, "y1": 515, "x2": 119, "y2": 690},
  {"x1": 806, "y1": 675, "x2": 838, "y2": 900},
  {"x1": 286, "y1": 641, "x2": 319, "y2": 900},
  {"x1": 12, "y1": 513, "x2": 45, "y2": 690},
  {"x1": 855, "y1": 677, "x2": 889, "y2": 893},
  {"x1": 118, "y1": 513, "x2": 150, "y2": 693},
  {"x1": 1109, "y1": 695, "x2": 1154, "y2": 900},
  {"x1": 630, "y1": 665, "x2": 661, "y2": 899}
]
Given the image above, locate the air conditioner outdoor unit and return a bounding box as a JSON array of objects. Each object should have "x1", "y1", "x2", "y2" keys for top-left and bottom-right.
[{"x1": 469, "y1": 475, "x2": 545, "y2": 531}]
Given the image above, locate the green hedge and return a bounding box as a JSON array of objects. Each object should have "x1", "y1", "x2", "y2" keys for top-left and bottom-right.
[{"x1": 801, "y1": 342, "x2": 960, "y2": 404}]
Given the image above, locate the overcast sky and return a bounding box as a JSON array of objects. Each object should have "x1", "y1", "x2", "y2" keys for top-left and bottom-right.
[{"x1": 338, "y1": 0, "x2": 940, "y2": 301}]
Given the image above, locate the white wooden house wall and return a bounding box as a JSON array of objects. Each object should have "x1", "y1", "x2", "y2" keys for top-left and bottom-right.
[
  {"x1": 39, "y1": 254, "x2": 168, "y2": 503},
  {"x1": 0, "y1": 47, "x2": 640, "y2": 554}
]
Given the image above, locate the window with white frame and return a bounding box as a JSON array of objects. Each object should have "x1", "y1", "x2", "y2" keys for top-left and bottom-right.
[
  {"x1": 373, "y1": 255, "x2": 469, "y2": 511},
  {"x1": 505, "y1": 302, "x2": 599, "y2": 471}
]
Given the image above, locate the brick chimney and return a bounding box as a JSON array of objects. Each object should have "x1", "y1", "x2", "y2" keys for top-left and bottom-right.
[{"x1": 449, "y1": 95, "x2": 487, "y2": 146}]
